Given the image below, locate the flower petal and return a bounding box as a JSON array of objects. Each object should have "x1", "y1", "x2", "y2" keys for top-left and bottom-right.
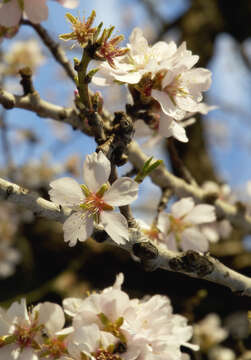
[
  {"x1": 0, "y1": 1, "x2": 21, "y2": 27},
  {"x1": 83, "y1": 152, "x2": 111, "y2": 193},
  {"x1": 181, "y1": 228, "x2": 209, "y2": 252},
  {"x1": 24, "y1": 0, "x2": 48, "y2": 23},
  {"x1": 103, "y1": 178, "x2": 138, "y2": 206},
  {"x1": 63, "y1": 211, "x2": 93, "y2": 246},
  {"x1": 157, "y1": 212, "x2": 170, "y2": 233},
  {"x1": 185, "y1": 204, "x2": 216, "y2": 224},
  {"x1": 159, "y1": 115, "x2": 188, "y2": 142},
  {"x1": 168, "y1": 121, "x2": 188, "y2": 142},
  {"x1": 35, "y1": 302, "x2": 65, "y2": 335},
  {"x1": 166, "y1": 233, "x2": 178, "y2": 251},
  {"x1": 171, "y1": 198, "x2": 195, "y2": 219},
  {"x1": 100, "y1": 211, "x2": 129, "y2": 244},
  {"x1": 49, "y1": 177, "x2": 84, "y2": 208},
  {"x1": 151, "y1": 89, "x2": 185, "y2": 120}
]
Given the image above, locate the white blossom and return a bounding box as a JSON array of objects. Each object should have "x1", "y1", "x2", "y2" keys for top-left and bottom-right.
[
  {"x1": 157, "y1": 197, "x2": 216, "y2": 252},
  {"x1": 63, "y1": 273, "x2": 198, "y2": 360},
  {"x1": 67, "y1": 324, "x2": 118, "y2": 360},
  {"x1": 151, "y1": 67, "x2": 212, "y2": 121},
  {"x1": 4, "y1": 39, "x2": 45, "y2": 76},
  {"x1": 194, "y1": 314, "x2": 228, "y2": 351},
  {"x1": 49, "y1": 151, "x2": 138, "y2": 246},
  {"x1": 0, "y1": 299, "x2": 67, "y2": 360},
  {"x1": 94, "y1": 27, "x2": 213, "y2": 143}
]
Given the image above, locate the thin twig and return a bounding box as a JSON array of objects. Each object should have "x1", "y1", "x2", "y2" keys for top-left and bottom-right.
[{"x1": 21, "y1": 20, "x2": 76, "y2": 82}]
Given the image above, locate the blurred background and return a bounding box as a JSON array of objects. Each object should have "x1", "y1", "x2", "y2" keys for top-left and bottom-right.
[{"x1": 0, "y1": 1, "x2": 251, "y2": 359}]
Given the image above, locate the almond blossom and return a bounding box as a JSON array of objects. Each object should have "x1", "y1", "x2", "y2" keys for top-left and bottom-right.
[
  {"x1": 157, "y1": 197, "x2": 216, "y2": 252},
  {"x1": 93, "y1": 27, "x2": 179, "y2": 86},
  {"x1": 67, "y1": 324, "x2": 118, "y2": 360},
  {"x1": 63, "y1": 273, "x2": 198, "y2": 360},
  {"x1": 49, "y1": 151, "x2": 138, "y2": 246},
  {"x1": 0, "y1": 299, "x2": 68, "y2": 360},
  {"x1": 151, "y1": 67, "x2": 212, "y2": 121},
  {"x1": 4, "y1": 39, "x2": 45, "y2": 76},
  {"x1": 0, "y1": 0, "x2": 78, "y2": 28},
  {"x1": 193, "y1": 313, "x2": 228, "y2": 352},
  {"x1": 93, "y1": 27, "x2": 213, "y2": 143}
]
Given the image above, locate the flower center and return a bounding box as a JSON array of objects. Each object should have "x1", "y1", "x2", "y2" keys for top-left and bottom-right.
[
  {"x1": 80, "y1": 184, "x2": 113, "y2": 222},
  {"x1": 169, "y1": 215, "x2": 189, "y2": 234},
  {"x1": 94, "y1": 348, "x2": 122, "y2": 360},
  {"x1": 98, "y1": 313, "x2": 126, "y2": 343},
  {"x1": 164, "y1": 75, "x2": 189, "y2": 104},
  {"x1": 143, "y1": 226, "x2": 160, "y2": 241},
  {"x1": 14, "y1": 322, "x2": 39, "y2": 349},
  {"x1": 40, "y1": 337, "x2": 67, "y2": 359}
]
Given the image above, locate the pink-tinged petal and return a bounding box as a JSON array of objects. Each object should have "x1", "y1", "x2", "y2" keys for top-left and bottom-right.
[
  {"x1": 114, "y1": 71, "x2": 142, "y2": 84},
  {"x1": 92, "y1": 75, "x2": 113, "y2": 86},
  {"x1": 162, "y1": 71, "x2": 176, "y2": 88},
  {"x1": 0, "y1": 344, "x2": 20, "y2": 359},
  {"x1": 157, "y1": 212, "x2": 170, "y2": 233},
  {"x1": 171, "y1": 198, "x2": 195, "y2": 219},
  {"x1": 158, "y1": 114, "x2": 173, "y2": 135},
  {"x1": 63, "y1": 211, "x2": 93, "y2": 246},
  {"x1": 181, "y1": 228, "x2": 209, "y2": 252},
  {"x1": 0, "y1": 1, "x2": 21, "y2": 27},
  {"x1": 159, "y1": 115, "x2": 188, "y2": 142},
  {"x1": 183, "y1": 68, "x2": 212, "y2": 93},
  {"x1": 196, "y1": 102, "x2": 218, "y2": 114},
  {"x1": 49, "y1": 177, "x2": 84, "y2": 208},
  {"x1": 83, "y1": 152, "x2": 111, "y2": 193},
  {"x1": 35, "y1": 302, "x2": 65, "y2": 335},
  {"x1": 184, "y1": 204, "x2": 216, "y2": 225},
  {"x1": 24, "y1": 0, "x2": 48, "y2": 23},
  {"x1": 175, "y1": 95, "x2": 199, "y2": 113},
  {"x1": 63, "y1": 298, "x2": 85, "y2": 317},
  {"x1": 19, "y1": 347, "x2": 39, "y2": 360},
  {"x1": 151, "y1": 89, "x2": 185, "y2": 120},
  {"x1": 103, "y1": 178, "x2": 138, "y2": 206},
  {"x1": 201, "y1": 224, "x2": 219, "y2": 243},
  {"x1": 129, "y1": 28, "x2": 148, "y2": 56},
  {"x1": 100, "y1": 211, "x2": 129, "y2": 244},
  {"x1": 168, "y1": 121, "x2": 188, "y2": 142},
  {"x1": 7, "y1": 298, "x2": 28, "y2": 322}
]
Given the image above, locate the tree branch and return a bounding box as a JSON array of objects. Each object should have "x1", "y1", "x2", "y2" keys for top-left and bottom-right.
[
  {"x1": 1, "y1": 176, "x2": 251, "y2": 297},
  {"x1": 0, "y1": 177, "x2": 70, "y2": 222},
  {"x1": 21, "y1": 20, "x2": 76, "y2": 83},
  {"x1": 0, "y1": 88, "x2": 91, "y2": 134},
  {"x1": 128, "y1": 141, "x2": 251, "y2": 233}
]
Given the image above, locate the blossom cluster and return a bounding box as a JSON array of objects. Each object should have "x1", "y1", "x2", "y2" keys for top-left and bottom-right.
[
  {"x1": 137, "y1": 197, "x2": 216, "y2": 253},
  {"x1": 93, "y1": 28, "x2": 213, "y2": 143},
  {"x1": 0, "y1": 273, "x2": 197, "y2": 360}
]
